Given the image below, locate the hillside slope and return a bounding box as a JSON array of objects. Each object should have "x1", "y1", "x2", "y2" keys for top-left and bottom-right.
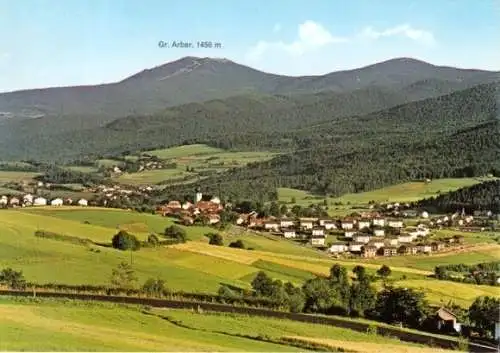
[{"x1": 416, "y1": 180, "x2": 500, "y2": 213}]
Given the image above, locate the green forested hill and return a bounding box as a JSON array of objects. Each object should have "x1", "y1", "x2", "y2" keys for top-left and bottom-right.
[
  {"x1": 156, "y1": 83, "x2": 499, "y2": 201},
  {"x1": 416, "y1": 180, "x2": 500, "y2": 213}
]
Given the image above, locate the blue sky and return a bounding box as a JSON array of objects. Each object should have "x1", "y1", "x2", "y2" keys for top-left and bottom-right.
[{"x1": 0, "y1": 0, "x2": 499, "y2": 92}]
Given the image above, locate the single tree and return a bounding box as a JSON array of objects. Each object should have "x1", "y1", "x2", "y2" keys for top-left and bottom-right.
[
  {"x1": 468, "y1": 296, "x2": 500, "y2": 338},
  {"x1": 229, "y1": 239, "x2": 245, "y2": 249},
  {"x1": 111, "y1": 230, "x2": 140, "y2": 251},
  {"x1": 206, "y1": 232, "x2": 224, "y2": 246},
  {"x1": 164, "y1": 225, "x2": 187, "y2": 243},
  {"x1": 142, "y1": 278, "x2": 166, "y2": 297},
  {"x1": 251, "y1": 271, "x2": 274, "y2": 297},
  {"x1": 302, "y1": 277, "x2": 340, "y2": 313},
  {"x1": 110, "y1": 262, "x2": 137, "y2": 289},
  {"x1": 377, "y1": 265, "x2": 392, "y2": 279},
  {"x1": 0, "y1": 268, "x2": 27, "y2": 290}
]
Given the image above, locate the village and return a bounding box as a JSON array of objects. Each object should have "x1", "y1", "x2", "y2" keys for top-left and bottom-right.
[
  {"x1": 156, "y1": 191, "x2": 497, "y2": 259},
  {"x1": 1, "y1": 182, "x2": 497, "y2": 260}
]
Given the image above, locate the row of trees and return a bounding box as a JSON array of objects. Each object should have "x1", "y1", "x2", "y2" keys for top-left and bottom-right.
[
  {"x1": 434, "y1": 261, "x2": 500, "y2": 286},
  {"x1": 219, "y1": 264, "x2": 500, "y2": 340},
  {"x1": 111, "y1": 226, "x2": 188, "y2": 251}
]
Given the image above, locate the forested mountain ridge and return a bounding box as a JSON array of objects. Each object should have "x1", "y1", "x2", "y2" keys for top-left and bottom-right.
[
  {"x1": 0, "y1": 56, "x2": 498, "y2": 161},
  {"x1": 155, "y1": 83, "x2": 500, "y2": 201},
  {"x1": 416, "y1": 180, "x2": 500, "y2": 213}
]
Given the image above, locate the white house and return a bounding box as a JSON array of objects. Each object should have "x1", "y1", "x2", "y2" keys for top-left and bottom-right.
[
  {"x1": 300, "y1": 219, "x2": 314, "y2": 230},
  {"x1": 417, "y1": 244, "x2": 432, "y2": 254},
  {"x1": 23, "y1": 194, "x2": 33, "y2": 204},
  {"x1": 388, "y1": 220, "x2": 404, "y2": 228},
  {"x1": 420, "y1": 211, "x2": 429, "y2": 218},
  {"x1": 310, "y1": 236, "x2": 326, "y2": 246},
  {"x1": 398, "y1": 234, "x2": 414, "y2": 243},
  {"x1": 9, "y1": 197, "x2": 20, "y2": 206},
  {"x1": 182, "y1": 201, "x2": 193, "y2": 210},
  {"x1": 344, "y1": 230, "x2": 356, "y2": 239},
  {"x1": 318, "y1": 218, "x2": 331, "y2": 226},
  {"x1": 323, "y1": 221, "x2": 337, "y2": 230},
  {"x1": 264, "y1": 221, "x2": 280, "y2": 231},
  {"x1": 50, "y1": 198, "x2": 63, "y2": 206},
  {"x1": 280, "y1": 218, "x2": 295, "y2": 228},
  {"x1": 77, "y1": 199, "x2": 88, "y2": 207},
  {"x1": 357, "y1": 220, "x2": 371, "y2": 230},
  {"x1": 0, "y1": 196, "x2": 7, "y2": 205},
  {"x1": 328, "y1": 243, "x2": 348, "y2": 254},
  {"x1": 283, "y1": 229, "x2": 297, "y2": 239},
  {"x1": 372, "y1": 217, "x2": 385, "y2": 227},
  {"x1": 369, "y1": 239, "x2": 385, "y2": 249},
  {"x1": 353, "y1": 234, "x2": 371, "y2": 244},
  {"x1": 312, "y1": 227, "x2": 325, "y2": 237},
  {"x1": 348, "y1": 242, "x2": 364, "y2": 252},
  {"x1": 33, "y1": 197, "x2": 47, "y2": 206},
  {"x1": 373, "y1": 228, "x2": 385, "y2": 237},
  {"x1": 385, "y1": 238, "x2": 399, "y2": 246},
  {"x1": 341, "y1": 221, "x2": 354, "y2": 230}
]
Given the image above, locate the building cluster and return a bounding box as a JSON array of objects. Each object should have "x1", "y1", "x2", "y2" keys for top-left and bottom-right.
[
  {"x1": 0, "y1": 194, "x2": 88, "y2": 208},
  {"x1": 235, "y1": 210, "x2": 472, "y2": 257},
  {"x1": 156, "y1": 192, "x2": 224, "y2": 225}
]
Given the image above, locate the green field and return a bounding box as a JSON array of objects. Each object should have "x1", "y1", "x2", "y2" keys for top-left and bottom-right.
[
  {"x1": 279, "y1": 177, "x2": 497, "y2": 207},
  {"x1": 0, "y1": 207, "x2": 498, "y2": 307},
  {"x1": 113, "y1": 144, "x2": 278, "y2": 186},
  {"x1": 0, "y1": 297, "x2": 447, "y2": 352},
  {"x1": 0, "y1": 171, "x2": 41, "y2": 184}
]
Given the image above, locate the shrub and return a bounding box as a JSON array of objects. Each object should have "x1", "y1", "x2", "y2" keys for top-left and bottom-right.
[
  {"x1": 164, "y1": 225, "x2": 187, "y2": 243},
  {"x1": 111, "y1": 230, "x2": 141, "y2": 251},
  {"x1": 229, "y1": 239, "x2": 245, "y2": 249},
  {"x1": 206, "y1": 232, "x2": 224, "y2": 246}
]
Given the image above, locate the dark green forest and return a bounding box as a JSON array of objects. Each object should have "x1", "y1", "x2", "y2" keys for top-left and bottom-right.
[
  {"x1": 417, "y1": 180, "x2": 500, "y2": 213},
  {"x1": 157, "y1": 83, "x2": 499, "y2": 201}
]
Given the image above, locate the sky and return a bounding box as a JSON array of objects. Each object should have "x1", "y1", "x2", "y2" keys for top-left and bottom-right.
[{"x1": 0, "y1": 0, "x2": 499, "y2": 92}]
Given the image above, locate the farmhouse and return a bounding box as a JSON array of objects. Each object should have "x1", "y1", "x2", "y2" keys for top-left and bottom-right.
[
  {"x1": 280, "y1": 218, "x2": 295, "y2": 228},
  {"x1": 312, "y1": 227, "x2": 325, "y2": 237},
  {"x1": 33, "y1": 197, "x2": 47, "y2": 206},
  {"x1": 434, "y1": 307, "x2": 461, "y2": 334},
  {"x1": 431, "y1": 241, "x2": 445, "y2": 252},
  {"x1": 353, "y1": 234, "x2": 370, "y2": 243},
  {"x1": 300, "y1": 218, "x2": 315, "y2": 230},
  {"x1": 362, "y1": 245, "x2": 377, "y2": 258},
  {"x1": 397, "y1": 234, "x2": 414, "y2": 243},
  {"x1": 387, "y1": 219, "x2": 404, "y2": 228},
  {"x1": 383, "y1": 246, "x2": 398, "y2": 257},
  {"x1": 323, "y1": 220, "x2": 337, "y2": 230},
  {"x1": 344, "y1": 230, "x2": 356, "y2": 239},
  {"x1": 357, "y1": 219, "x2": 371, "y2": 230},
  {"x1": 50, "y1": 198, "x2": 63, "y2": 206},
  {"x1": 417, "y1": 244, "x2": 432, "y2": 254},
  {"x1": 328, "y1": 242, "x2": 348, "y2": 254},
  {"x1": 368, "y1": 237, "x2": 385, "y2": 249},
  {"x1": 372, "y1": 217, "x2": 385, "y2": 227},
  {"x1": 182, "y1": 201, "x2": 193, "y2": 210},
  {"x1": 264, "y1": 221, "x2": 280, "y2": 231},
  {"x1": 283, "y1": 228, "x2": 297, "y2": 239},
  {"x1": 398, "y1": 244, "x2": 418, "y2": 255},
  {"x1": 310, "y1": 235, "x2": 326, "y2": 246},
  {"x1": 348, "y1": 242, "x2": 364, "y2": 253},
  {"x1": 341, "y1": 219, "x2": 354, "y2": 230}
]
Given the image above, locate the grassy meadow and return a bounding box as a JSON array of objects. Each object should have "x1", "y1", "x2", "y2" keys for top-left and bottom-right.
[
  {"x1": 279, "y1": 177, "x2": 497, "y2": 209},
  {"x1": 0, "y1": 297, "x2": 452, "y2": 352},
  {"x1": 111, "y1": 144, "x2": 278, "y2": 186},
  {"x1": 0, "y1": 207, "x2": 498, "y2": 308}
]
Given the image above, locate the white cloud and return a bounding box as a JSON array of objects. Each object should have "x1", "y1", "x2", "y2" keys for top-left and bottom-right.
[
  {"x1": 360, "y1": 24, "x2": 436, "y2": 45},
  {"x1": 247, "y1": 20, "x2": 348, "y2": 60},
  {"x1": 273, "y1": 23, "x2": 281, "y2": 33}
]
